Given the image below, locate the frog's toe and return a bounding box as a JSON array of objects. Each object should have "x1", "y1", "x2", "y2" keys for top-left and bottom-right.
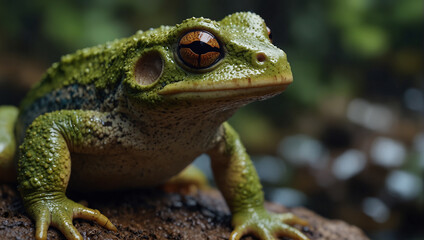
[
  {"x1": 231, "y1": 223, "x2": 308, "y2": 240},
  {"x1": 273, "y1": 213, "x2": 309, "y2": 240},
  {"x1": 273, "y1": 222, "x2": 309, "y2": 240},
  {"x1": 230, "y1": 209, "x2": 309, "y2": 240},
  {"x1": 34, "y1": 208, "x2": 50, "y2": 240},
  {"x1": 33, "y1": 208, "x2": 83, "y2": 240},
  {"x1": 26, "y1": 195, "x2": 116, "y2": 240},
  {"x1": 48, "y1": 205, "x2": 116, "y2": 240},
  {"x1": 278, "y1": 212, "x2": 309, "y2": 226},
  {"x1": 230, "y1": 225, "x2": 274, "y2": 240},
  {"x1": 229, "y1": 225, "x2": 247, "y2": 240},
  {"x1": 48, "y1": 204, "x2": 116, "y2": 239},
  {"x1": 51, "y1": 215, "x2": 83, "y2": 240},
  {"x1": 73, "y1": 206, "x2": 117, "y2": 232}
]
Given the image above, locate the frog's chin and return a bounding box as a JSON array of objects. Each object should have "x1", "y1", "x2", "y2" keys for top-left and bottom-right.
[{"x1": 157, "y1": 74, "x2": 292, "y2": 100}]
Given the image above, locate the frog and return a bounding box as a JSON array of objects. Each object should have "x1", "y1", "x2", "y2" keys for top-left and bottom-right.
[{"x1": 0, "y1": 12, "x2": 309, "y2": 240}]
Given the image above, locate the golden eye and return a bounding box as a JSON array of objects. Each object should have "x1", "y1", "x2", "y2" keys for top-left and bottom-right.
[
  {"x1": 177, "y1": 30, "x2": 223, "y2": 69},
  {"x1": 266, "y1": 26, "x2": 273, "y2": 43}
]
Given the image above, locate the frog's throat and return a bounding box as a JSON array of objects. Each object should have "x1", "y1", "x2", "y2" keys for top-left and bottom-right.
[{"x1": 157, "y1": 74, "x2": 293, "y2": 96}]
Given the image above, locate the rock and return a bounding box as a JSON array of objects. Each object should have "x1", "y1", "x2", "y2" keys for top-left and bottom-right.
[{"x1": 0, "y1": 184, "x2": 369, "y2": 239}]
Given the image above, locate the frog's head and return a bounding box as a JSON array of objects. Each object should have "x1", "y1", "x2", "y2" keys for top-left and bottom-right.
[{"x1": 124, "y1": 12, "x2": 292, "y2": 108}]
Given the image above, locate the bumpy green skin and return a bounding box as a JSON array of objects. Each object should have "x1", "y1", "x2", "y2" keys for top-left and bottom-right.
[
  {"x1": 18, "y1": 110, "x2": 105, "y2": 195},
  {"x1": 17, "y1": 110, "x2": 117, "y2": 239},
  {"x1": 0, "y1": 12, "x2": 309, "y2": 240}
]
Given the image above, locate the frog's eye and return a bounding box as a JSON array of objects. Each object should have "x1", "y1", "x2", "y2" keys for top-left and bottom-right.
[
  {"x1": 266, "y1": 26, "x2": 273, "y2": 43},
  {"x1": 177, "y1": 30, "x2": 223, "y2": 70}
]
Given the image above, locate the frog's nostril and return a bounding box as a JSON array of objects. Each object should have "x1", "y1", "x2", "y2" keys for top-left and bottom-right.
[{"x1": 256, "y1": 52, "x2": 267, "y2": 62}]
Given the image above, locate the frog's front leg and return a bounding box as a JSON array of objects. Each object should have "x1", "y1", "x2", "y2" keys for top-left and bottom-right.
[
  {"x1": 208, "y1": 123, "x2": 309, "y2": 240},
  {"x1": 17, "y1": 110, "x2": 117, "y2": 240}
]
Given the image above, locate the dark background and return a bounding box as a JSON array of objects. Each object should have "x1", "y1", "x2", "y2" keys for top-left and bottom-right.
[{"x1": 0, "y1": 0, "x2": 423, "y2": 239}]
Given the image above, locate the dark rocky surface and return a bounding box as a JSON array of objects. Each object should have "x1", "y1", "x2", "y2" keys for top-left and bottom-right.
[{"x1": 0, "y1": 184, "x2": 369, "y2": 239}]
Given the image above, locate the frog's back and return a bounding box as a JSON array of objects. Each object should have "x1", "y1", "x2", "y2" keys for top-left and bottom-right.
[
  {"x1": 18, "y1": 25, "x2": 175, "y2": 128},
  {"x1": 16, "y1": 35, "x2": 148, "y2": 140}
]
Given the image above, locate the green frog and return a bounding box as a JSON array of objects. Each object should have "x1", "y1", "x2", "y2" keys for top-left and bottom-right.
[{"x1": 0, "y1": 12, "x2": 309, "y2": 240}]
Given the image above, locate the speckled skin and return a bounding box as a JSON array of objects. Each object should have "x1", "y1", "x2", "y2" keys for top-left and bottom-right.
[{"x1": 0, "y1": 12, "x2": 309, "y2": 240}]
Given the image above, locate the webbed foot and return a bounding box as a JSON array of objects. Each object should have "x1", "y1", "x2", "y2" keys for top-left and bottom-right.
[
  {"x1": 230, "y1": 209, "x2": 309, "y2": 240},
  {"x1": 24, "y1": 193, "x2": 117, "y2": 240}
]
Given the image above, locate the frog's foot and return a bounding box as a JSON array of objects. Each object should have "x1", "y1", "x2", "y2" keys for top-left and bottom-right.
[
  {"x1": 162, "y1": 164, "x2": 210, "y2": 194},
  {"x1": 25, "y1": 194, "x2": 117, "y2": 240},
  {"x1": 230, "y1": 209, "x2": 309, "y2": 240}
]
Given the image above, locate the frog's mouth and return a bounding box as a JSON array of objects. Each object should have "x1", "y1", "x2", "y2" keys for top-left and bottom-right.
[{"x1": 157, "y1": 74, "x2": 293, "y2": 98}]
